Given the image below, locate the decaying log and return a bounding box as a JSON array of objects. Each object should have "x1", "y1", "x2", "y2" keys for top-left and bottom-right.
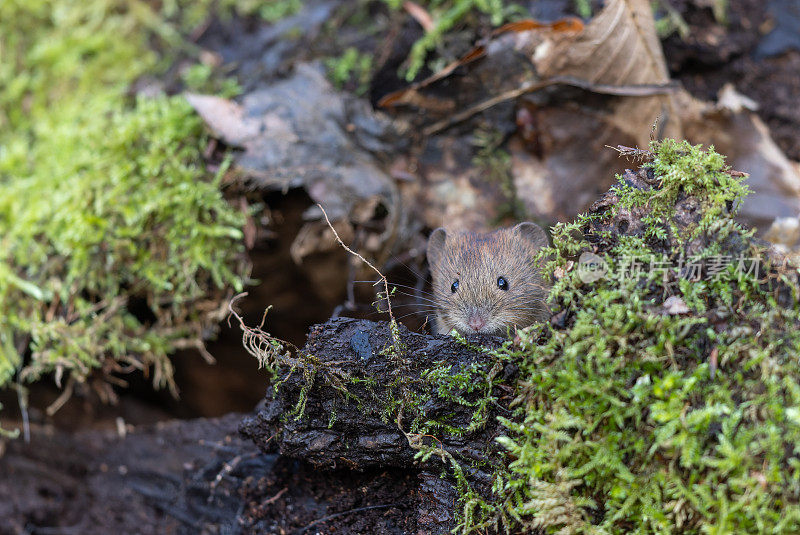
[{"x1": 240, "y1": 317, "x2": 517, "y2": 532}]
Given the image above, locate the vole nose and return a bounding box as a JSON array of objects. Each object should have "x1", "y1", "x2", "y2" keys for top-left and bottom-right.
[{"x1": 468, "y1": 314, "x2": 486, "y2": 332}]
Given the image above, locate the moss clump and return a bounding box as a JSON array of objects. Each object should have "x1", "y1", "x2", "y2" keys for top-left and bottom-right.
[
  {"x1": 0, "y1": 0, "x2": 301, "y2": 410},
  {"x1": 461, "y1": 140, "x2": 800, "y2": 533},
  {"x1": 615, "y1": 139, "x2": 749, "y2": 244},
  {"x1": 1, "y1": 95, "x2": 248, "y2": 389},
  {"x1": 325, "y1": 47, "x2": 374, "y2": 96}
]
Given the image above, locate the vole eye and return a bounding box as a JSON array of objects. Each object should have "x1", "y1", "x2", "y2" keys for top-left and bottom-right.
[
  {"x1": 497, "y1": 277, "x2": 509, "y2": 291},
  {"x1": 451, "y1": 280, "x2": 459, "y2": 293}
]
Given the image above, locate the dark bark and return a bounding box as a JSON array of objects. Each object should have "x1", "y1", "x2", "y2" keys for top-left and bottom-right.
[{"x1": 239, "y1": 317, "x2": 519, "y2": 533}]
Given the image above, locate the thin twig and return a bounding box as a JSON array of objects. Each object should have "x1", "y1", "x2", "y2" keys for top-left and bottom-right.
[
  {"x1": 210, "y1": 454, "x2": 241, "y2": 494},
  {"x1": 423, "y1": 76, "x2": 678, "y2": 136},
  {"x1": 46, "y1": 376, "x2": 74, "y2": 416},
  {"x1": 265, "y1": 487, "x2": 288, "y2": 505},
  {"x1": 227, "y1": 292, "x2": 303, "y2": 369},
  {"x1": 317, "y1": 204, "x2": 394, "y2": 322},
  {"x1": 605, "y1": 144, "x2": 654, "y2": 162},
  {"x1": 403, "y1": 1, "x2": 434, "y2": 32}
]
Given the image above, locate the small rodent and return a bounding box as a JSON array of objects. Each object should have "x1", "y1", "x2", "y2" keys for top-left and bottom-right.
[{"x1": 426, "y1": 222, "x2": 551, "y2": 335}]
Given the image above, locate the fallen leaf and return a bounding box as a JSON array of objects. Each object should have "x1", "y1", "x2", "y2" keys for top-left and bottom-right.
[
  {"x1": 187, "y1": 64, "x2": 398, "y2": 225},
  {"x1": 764, "y1": 217, "x2": 800, "y2": 249},
  {"x1": 533, "y1": 0, "x2": 681, "y2": 145},
  {"x1": 184, "y1": 94, "x2": 262, "y2": 145}
]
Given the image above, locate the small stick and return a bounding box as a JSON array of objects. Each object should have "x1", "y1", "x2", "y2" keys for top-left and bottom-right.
[
  {"x1": 605, "y1": 144, "x2": 654, "y2": 162},
  {"x1": 264, "y1": 487, "x2": 288, "y2": 505},
  {"x1": 317, "y1": 204, "x2": 395, "y2": 322},
  {"x1": 46, "y1": 376, "x2": 74, "y2": 416},
  {"x1": 424, "y1": 76, "x2": 678, "y2": 136},
  {"x1": 403, "y1": 1, "x2": 434, "y2": 32}
]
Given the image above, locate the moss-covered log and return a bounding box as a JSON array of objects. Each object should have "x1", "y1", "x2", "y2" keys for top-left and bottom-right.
[
  {"x1": 241, "y1": 318, "x2": 512, "y2": 467},
  {"x1": 239, "y1": 317, "x2": 516, "y2": 532},
  {"x1": 239, "y1": 140, "x2": 800, "y2": 534}
]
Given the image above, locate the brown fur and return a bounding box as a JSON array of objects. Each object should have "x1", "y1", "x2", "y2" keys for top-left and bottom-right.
[{"x1": 426, "y1": 223, "x2": 551, "y2": 335}]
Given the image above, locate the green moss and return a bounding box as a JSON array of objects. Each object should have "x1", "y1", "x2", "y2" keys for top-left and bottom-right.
[
  {"x1": 181, "y1": 63, "x2": 242, "y2": 98},
  {"x1": 573, "y1": 0, "x2": 592, "y2": 19},
  {"x1": 249, "y1": 0, "x2": 303, "y2": 23},
  {"x1": 325, "y1": 47, "x2": 374, "y2": 96},
  {"x1": 653, "y1": 1, "x2": 690, "y2": 39},
  {"x1": 0, "y1": 0, "x2": 302, "y2": 403},
  {"x1": 615, "y1": 139, "x2": 749, "y2": 245},
  {"x1": 459, "y1": 140, "x2": 800, "y2": 533},
  {"x1": 1, "y1": 89, "x2": 249, "y2": 389},
  {"x1": 420, "y1": 357, "x2": 502, "y2": 436}
]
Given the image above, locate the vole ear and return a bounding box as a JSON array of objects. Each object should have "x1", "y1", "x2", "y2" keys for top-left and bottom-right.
[
  {"x1": 427, "y1": 228, "x2": 447, "y2": 267},
  {"x1": 513, "y1": 222, "x2": 549, "y2": 250}
]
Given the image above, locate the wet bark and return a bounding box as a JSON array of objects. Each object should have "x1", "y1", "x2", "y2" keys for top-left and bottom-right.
[{"x1": 239, "y1": 317, "x2": 517, "y2": 533}]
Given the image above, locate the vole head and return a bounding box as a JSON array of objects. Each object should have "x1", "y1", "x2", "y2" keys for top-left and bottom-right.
[{"x1": 427, "y1": 222, "x2": 551, "y2": 335}]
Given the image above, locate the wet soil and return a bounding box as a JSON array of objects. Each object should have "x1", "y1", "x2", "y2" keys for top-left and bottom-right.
[{"x1": 0, "y1": 414, "x2": 417, "y2": 535}]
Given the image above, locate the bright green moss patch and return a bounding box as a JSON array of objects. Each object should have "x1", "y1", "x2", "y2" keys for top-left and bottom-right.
[
  {"x1": 463, "y1": 140, "x2": 800, "y2": 533},
  {"x1": 2, "y1": 95, "x2": 248, "y2": 389},
  {"x1": 616, "y1": 139, "x2": 750, "y2": 244},
  {"x1": 0, "y1": 0, "x2": 283, "y2": 405}
]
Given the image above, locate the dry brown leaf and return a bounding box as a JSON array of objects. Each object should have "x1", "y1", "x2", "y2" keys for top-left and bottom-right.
[
  {"x1": 764, "y1": 217, "x2": 800, "y2": 249},
  {"x1": 533, "y1": 0, "x2": 681, "y2": 145},
  {"x1": 184, "y1": 94, "x2": 262, "y2": 145},
  {"x1": 537, "y1": 0, "x2": 668, "y2": 83}
]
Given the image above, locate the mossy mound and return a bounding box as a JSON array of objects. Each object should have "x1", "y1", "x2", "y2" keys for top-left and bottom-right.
[
  {"x1": 236, "y1": 140, "x2": 800, "y2": 532},
  {"x1": 0, "y1": 0, "x2": 282, "y2": 418},
  {"x1": 478, "y1": 140, "x2": 800, "y2": 533}
]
